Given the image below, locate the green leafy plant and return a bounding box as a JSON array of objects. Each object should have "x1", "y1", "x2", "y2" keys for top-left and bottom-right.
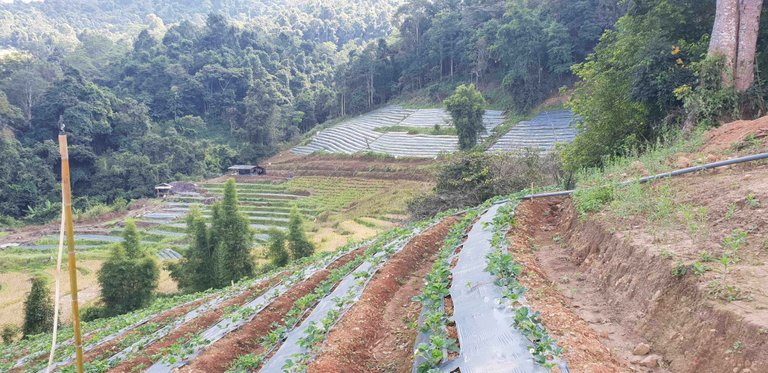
[
  {"x1": 691, "y1": 262, "x2": 709, "y2": 276},
  {"x1": 573, "y1": 185, "x2": 615, "y2": 216},
  {"x1": 659, "y1": 249, "x2": 674, "y2": 259},
  {"x1": 699, "y1": 251, "x2": 715, "y2": 262},
  {"x1": 746, "y1": 194, "x2": 760, "y2": 209},
  {"x1": 672, "y1": 262, "x2": 688, "y2": 278}
]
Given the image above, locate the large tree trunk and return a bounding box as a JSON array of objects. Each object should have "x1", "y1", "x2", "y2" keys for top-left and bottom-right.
[
  {"x1": 708, "y1": 0, "x2": 740, "y2": 88},
  {"x1": 686, "y1": 0, "x2": 763, "y2": 133},
  {"x1": 735, "y1": 0, "x2": 764, "y2": 91}
]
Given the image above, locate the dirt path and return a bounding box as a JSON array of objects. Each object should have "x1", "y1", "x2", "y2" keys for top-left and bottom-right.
[
  {"x1": 309, "y1": 217, "x2": 456, "y2": 373},
  {"x1": 515, "y1": 194, "x2": 768, "y2": 372},
  {"x1": 176, "y1": 247, "x2": 366, "y2": 373},
  {"x1": 512, "y1": 198, "x2": 633, "y2": 372}
]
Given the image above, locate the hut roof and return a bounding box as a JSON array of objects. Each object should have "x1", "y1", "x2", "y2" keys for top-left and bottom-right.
[{"x1": 228, "y1": 165, "x2": 259, "y2": 170}]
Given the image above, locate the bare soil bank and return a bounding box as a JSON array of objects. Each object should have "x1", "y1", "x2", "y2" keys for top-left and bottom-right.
[{"x1": 517, "y1": 197, "x2": 767, "y2": 373}]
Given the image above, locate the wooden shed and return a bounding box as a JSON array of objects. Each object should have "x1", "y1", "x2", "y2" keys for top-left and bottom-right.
[
  {"x1": 228, "y1": 164, "x2": 266, "y2": 176},
  {"x1": 154, "y1": 183, "x2": 173, "y2": 198}
]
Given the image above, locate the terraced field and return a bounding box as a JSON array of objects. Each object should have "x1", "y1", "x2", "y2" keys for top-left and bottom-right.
[
  {"x1": 488, "y1": 109, "x2": 577, "y2": 153},
  {"x1": 0, "y1": 173, "x2": 428, "y2": 329},
  {"x1": 1, "y1": 194, "x2": 569, "y2": 372},
  {"x1": 291, "y1": 106, "x2": 506, "y2": 158}
]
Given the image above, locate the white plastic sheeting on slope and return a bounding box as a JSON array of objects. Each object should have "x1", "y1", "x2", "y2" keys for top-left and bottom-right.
[
  {"x1": 488, "y1": 110, "x2": 577, "y2": 153},
  {"x1": 445, "y1": 203, "x2": 548, "y2": 373},
  {"x1": 291, "y1": 106, "x2": 506, "y2": 158}
]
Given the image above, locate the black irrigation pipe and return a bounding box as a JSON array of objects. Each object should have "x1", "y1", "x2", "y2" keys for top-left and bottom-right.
[{"x1": 519, "y1": 152, "x2": 768, "y2": 200}]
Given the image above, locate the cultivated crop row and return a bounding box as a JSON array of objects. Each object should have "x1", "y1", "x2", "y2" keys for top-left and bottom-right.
[
  {"x1": 291, "y1": 106, "x2": 506, "y2": 158},
  {"x1": 488, "y1": 110, "x2": 577, "y2": 153},
  {"x1": 411, "y1": 196, "x2": 565, "y2": 372}
]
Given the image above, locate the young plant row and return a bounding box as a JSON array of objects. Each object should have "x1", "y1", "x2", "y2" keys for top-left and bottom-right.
[
  {"x1": 148, "y1": 243, "x2": 368, "y2": 370},
  {"x1": 2, "y1": 288, "x2": 221, "y2": 372},
  {"x1": 226, "y1": 226, "x2": 417, "y2": 373},
  {"x1": 412, "y1": 210, "x2": 479, "y2": 372},
  {"x1": 485, "y1": 201, "x2": 562, "y2": 368},
  {"x1": 40, "y1": 267, "x2": 292, "y2": 373},
  {"x1": 282, "y1": 224, "x2": 429, "y2": 371},
  {"x1": 5, "y1": 249, "x2": 340, "y2": 373}
]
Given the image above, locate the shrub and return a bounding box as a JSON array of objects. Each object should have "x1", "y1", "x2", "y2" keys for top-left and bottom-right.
[
  {"x1": 168, "y1": 207, "x2": 215, "y2": 293},
  {"x1": 288, "y1": 205, "x2": 315, "y2": 260},
  {"x1": 266, "y1": 228, "x2": 290, "y2": 267},
  {"x1": 2, "y1": 324, "x2": 20, "y2": 344},
  {"x1": 211, "y1": 179, "x2": 254, "y2": 287},
  {"x1": 97, "y1": 220, "x2": 159, "y2": 316},
  {"x1": 23, "y1": 277, "x2": 54, "y2": 338},
  {"x1": 572, "y1": 184, "x2": 615, "y2": 216},
  {"x1": 444, "y1": 84, "x2": 486, "y2": 150},
  {"x1": 80, "y1": 305, "x2": 106, "y2": 322},
  {"x1": 675, "y1": 56, "x2": 740, "y2": 129},
  {"x1": 408, "y1": 151, "x2": 561, "y2": 218}
]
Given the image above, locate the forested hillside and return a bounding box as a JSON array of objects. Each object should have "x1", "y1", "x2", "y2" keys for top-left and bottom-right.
[
  {"x1": 4, "y1": 0, "x2": 768, "y2": 226},
  {"x1": 338, "y1": 0, "x2": 624, "y2": 113},
  {"x1": 0, "y1": 1, "x2": 404, "y2": 224},
  {"x1": 0, "y1": 0, "x2": 400, "y2": 49}
]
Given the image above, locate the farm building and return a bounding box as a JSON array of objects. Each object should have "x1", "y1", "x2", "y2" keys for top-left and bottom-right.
[
  {"x1": 154, "y1": 183, "x2": 173, "y2": 198},
  {"x1": 228, "y1": 164, "x2": 266, "y2": 176}
]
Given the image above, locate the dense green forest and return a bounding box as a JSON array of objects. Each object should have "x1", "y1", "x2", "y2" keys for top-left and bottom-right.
[
  {"x1": 0, "y1": 0, "x2": 405, "y2": 224},
  {"x1": 338, "y1": 0, "x2": 624, "y2": 112},
  {"x1": 2, "y1": 0, "x2": 768, "y2": 225}
]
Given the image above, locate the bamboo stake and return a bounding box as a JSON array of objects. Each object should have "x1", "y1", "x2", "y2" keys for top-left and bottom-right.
[{"x1": 58, "y1": 131, "x2": 84, "y2": 373}]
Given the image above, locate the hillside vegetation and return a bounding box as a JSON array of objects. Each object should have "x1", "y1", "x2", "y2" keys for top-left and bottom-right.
[{"x1": 1, "y1": 1, "x2": 768, "y2": 372}]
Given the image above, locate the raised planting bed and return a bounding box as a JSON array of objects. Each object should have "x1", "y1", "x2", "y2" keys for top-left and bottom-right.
[
  {"x1": 412, "y1": 199, "x2": 565, "y2": 372},
  {"x1": 141, "y1": 244, "x2": 369, "y2": 372},
  {"x1": 309, "y1": 216, "x2": 458, "y2": 372}
]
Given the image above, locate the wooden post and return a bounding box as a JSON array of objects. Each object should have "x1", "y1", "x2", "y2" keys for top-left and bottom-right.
[{"x1": 58, "y1": 133, "x2": 84, "y2": 373}]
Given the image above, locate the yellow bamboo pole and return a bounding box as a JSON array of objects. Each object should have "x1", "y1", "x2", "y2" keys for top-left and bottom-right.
[{"x1": 58, "y1": 133, "x2": 84, "y2": 373}]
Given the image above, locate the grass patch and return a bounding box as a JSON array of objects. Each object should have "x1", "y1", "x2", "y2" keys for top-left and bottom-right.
[
  {"x1": 572, "y1": 131, "x2": 705, "y2": 215},
  {"x1": 352, "y1": 217, "x2": 378, "y2": 228},
  {"x1": 374, "y1": 125, "x2": 457, "y2": 136}
]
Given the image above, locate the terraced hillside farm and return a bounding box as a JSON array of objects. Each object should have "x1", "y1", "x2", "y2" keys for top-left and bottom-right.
[
  {"x1": 0, "y1": 197, "x2": 577, "y2": 373},
  {"x1": 291, "y1": 106, "x2": 507, "y2": 158},
  {"x1": 0, "y1": 169, "x2": 431, "y2": 328},
  {"x1": 3, "y1": 117, "x2": 768, "y2": 373},
  {"x1": 488, "y1": 110, "x2": 578, "y2": 153}
]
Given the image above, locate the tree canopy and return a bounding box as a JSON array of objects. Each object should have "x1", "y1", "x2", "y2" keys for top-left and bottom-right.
[
  {"x1": 97, "y1": 219, "x2": 160, "y2": 316},
  {"x1": 444, "y1": 84, "x2": 486, "y2": 150}
]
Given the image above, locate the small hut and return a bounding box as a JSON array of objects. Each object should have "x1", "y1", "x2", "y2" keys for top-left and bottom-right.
[
  {"x1": 228, "y1": 165, "x2": 266, "y2": 176},
  {"x1": 154, "y1": 183, "x2": 173, "y2": 198}
]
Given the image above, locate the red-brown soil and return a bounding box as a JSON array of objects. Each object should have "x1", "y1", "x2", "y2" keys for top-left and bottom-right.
[
  {"x1": 7, "y1": 296, "x2": 211, "y2": 373},
  {"x1": 512, "y1": 198, "x2": 631, "y2": 373},
  {"x1": 701, "y1": 115, "x2": 768, "y2": 154},
  {"x1": 107, "y1": 273, "x2": 285, "y2": 373},
  {"x1": 206, "y1": 152, "x2": 436, "y2": 184},
  {"x1": 309, "y1": 217, "x2": 456, "y2": 373},
  {"x1": 49, "y1": 297, "x2": 212, "y2": 372},
  {"x1": 518, "y1": 179, "x2": 768, "y2": 373},
  {"x1": 176, "y1": 247, "x2": 366, "y2": 373}
]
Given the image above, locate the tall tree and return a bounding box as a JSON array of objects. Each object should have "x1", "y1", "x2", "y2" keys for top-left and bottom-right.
[
  {"x1": 97, "y1": 220, "x2": 160, "y2": 315},
  {"x1": 211, "y1": 179, "x2": 254, "y2": 286},
  {"x1": 22, "y1": 277, "x2": 54, "y2": 338},
  {"x1": 266, "y1": 228, "x2": 290, "y2": 267},
  {"x1": 444, "y1": 84, "x2": 486, "y2": 150},
  {"x1": 708, "y1": 0, "x2": 764, "y2": 91},
  {"x1": 168, "y1": 207, "x2": 215, "y2": 292},
  {"x1": 287, "y1": 205, "x2": 315, "y2": 260}
]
